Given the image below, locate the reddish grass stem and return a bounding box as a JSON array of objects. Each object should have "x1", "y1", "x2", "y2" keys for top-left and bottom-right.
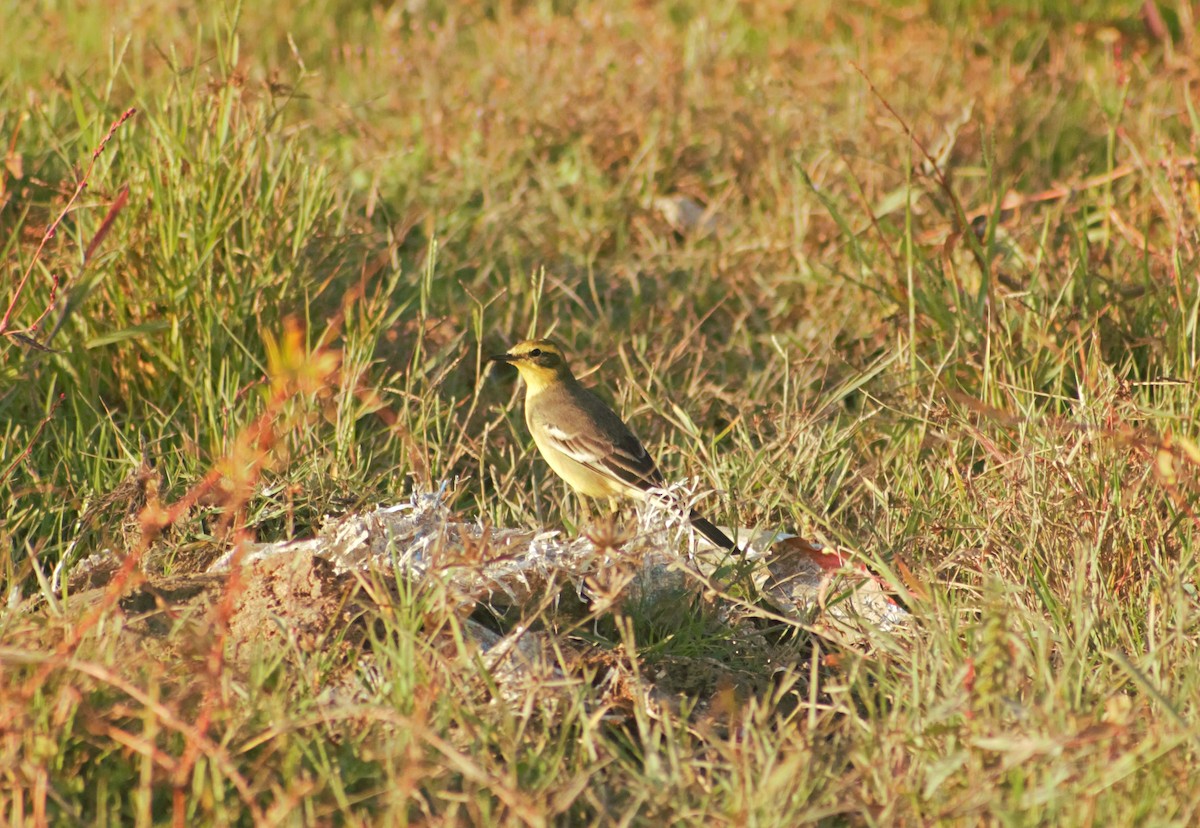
[{"x1": 0, "y1": 107, "x2": 136, "y2": 339}]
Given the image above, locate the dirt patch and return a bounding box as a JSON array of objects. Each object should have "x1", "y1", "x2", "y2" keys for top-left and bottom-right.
[{"x1": 225, "y1": 551, "x2": 363, "y2": 670}]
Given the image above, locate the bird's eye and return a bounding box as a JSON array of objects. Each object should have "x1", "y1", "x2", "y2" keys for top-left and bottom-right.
[{"x1": 529, "y1": 348, "x2": 543, "y2": 357}]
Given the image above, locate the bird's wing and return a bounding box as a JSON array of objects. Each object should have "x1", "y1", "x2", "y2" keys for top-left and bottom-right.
[{"x1": 540, "y1": 421, "x2": 663, "y2": 493}]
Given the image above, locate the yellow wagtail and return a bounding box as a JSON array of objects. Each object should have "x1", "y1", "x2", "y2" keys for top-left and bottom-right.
[{"x1": 489, "y1": 338, "x2": 738, "y2": 551}]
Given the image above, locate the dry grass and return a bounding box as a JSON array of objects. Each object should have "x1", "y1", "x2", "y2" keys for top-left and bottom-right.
[{"x1": 3, "y1": 0, "x2": 1200, "y2": 824}]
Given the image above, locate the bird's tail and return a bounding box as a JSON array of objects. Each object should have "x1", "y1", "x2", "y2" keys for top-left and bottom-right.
[{"x1": 688, "y1": 509, "x2": 741, "y2": 554}]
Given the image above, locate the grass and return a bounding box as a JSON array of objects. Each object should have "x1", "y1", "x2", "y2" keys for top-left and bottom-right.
[{"x1": 3, "y1": 0, "x2": 1200, "y2": 824}]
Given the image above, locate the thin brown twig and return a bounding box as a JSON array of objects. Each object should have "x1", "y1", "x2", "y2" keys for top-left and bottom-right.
[
  {"x1": 6, "y1": 319, "x2": 341, "y2": 819},
  {"x1": 0, "y1": 649, "x2": 265, "y2": 823},
  {"x1": 916, "y1": 152, "x2": 1198, "y2": 246},
  {"x1": 171, "y1": 527, "x2": 255, "y2": 828},
  {"x1": 16, "y1": 465, "x2": 228, "y2": 700},
  {"x1": 850, "y1": 64, "x2": 978, "y2": 252},
  {"x1": 1, "y1": 107, "x2": 136, "y2": 338},
  {"x1": 82, "y1": 184, "x2": 130, "y2": 265},
  {"x1": 0, "y1": 392, "x2": 64, "y2": 486},
  {"x1": 947, "y1": 389, "x2": 1200, "y2": 531},
  {"x1": 835, "y1": 147, "x2": 902, "y2": 273}
]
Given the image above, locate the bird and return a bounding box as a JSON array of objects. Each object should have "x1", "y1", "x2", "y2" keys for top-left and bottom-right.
[{"x1": 488, "y1": 338, "x2": 739, "y2": 552}]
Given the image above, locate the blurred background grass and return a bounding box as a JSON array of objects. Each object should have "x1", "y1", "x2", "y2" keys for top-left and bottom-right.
[{"x1": 3, "y1": 0, "x2": 1200, "y2": 823}]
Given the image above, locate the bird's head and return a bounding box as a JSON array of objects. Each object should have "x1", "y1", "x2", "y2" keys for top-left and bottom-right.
[{"x1": 489, "y1": 338, "x2": 574, "y2": 393}]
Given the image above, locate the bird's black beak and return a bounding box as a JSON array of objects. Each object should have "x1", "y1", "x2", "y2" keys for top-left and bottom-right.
[{"x1": 488, "y1": 352, "x2": 517, "y2": 364}]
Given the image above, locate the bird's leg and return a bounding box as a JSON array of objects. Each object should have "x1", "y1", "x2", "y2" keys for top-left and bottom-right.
[
  {"x1": 561, "y1": 491, "x2": 592, "y2": 536},
  {"x1": 605, "y1": 497, "x2": 633, "y2": 539},
  {"x1": 578, "y1": 497, "x2": 621, "y2": 539},
  {"x1": 583, "y1": 498, "x2": 624, "y2": 548}
]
